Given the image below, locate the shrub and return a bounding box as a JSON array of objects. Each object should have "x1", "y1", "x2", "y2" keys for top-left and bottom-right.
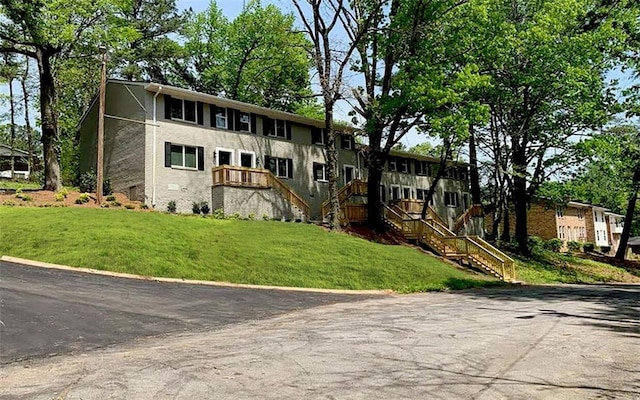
[
  {"x1": 262, "y1": 213, "x2": 269, "y2": 221},
  {"x1": 567, "y1": 241, "x2": 582, "y2": 252},
  {"x1": 100, "y1": 203, "x2": 110, "y2": 208},
  {"x1": 2, "y1": 200, "x2": 15, "y2": 206},
  {"x1": 600, "y1": 245, "x2": 611, "y2": 254},
  {"x1": 58, "y1": 187, "x2": 69, "y2": 198},
  {"x1": 78, "y1": 171, "x2": 112, "y2": 195},
  {"x1": 75, "y1": 193, "x2": 91, "y2": 204},
  {"x1": 15, "y1": 188, "x2": 23, "y2": 196},
  {"x1": 229, "y1": 212, "x2": 241, "y2": 220},
  {"x1": 248, "y1": 213, "x2": 256, "y2": 220},
  {"x1": 200, "y1": 201, "x2": 210, "y2": 215},
  {"x1": 19, "y1": 194, "x2": 32, "y2": 202},
  {"x1": 192, "y1": 201, "x2": 201, "y2": 215},
  {"x1": 167, "y1": 200, "x2": 177, "y2": 213},
  {"x1": 110, "y1": 201, "x2": 122, "y2": 207},
  {"x1": 140, "y1": 204, "x2": 149, "y2": 210},
  {"x1": 211, "y1": 208, "x2": 225, "y2": 219},
  {"x1": 54, "y1": 193, "x2": 65, "y2": 202},
  {"x1": 583, "y1": 242, "x2": 596, "y2": 253},
  {"x1": 543, "y1": 238, "x2": 563, "y2": 252},
  {"x1": 124, "y1": 203, "x2": 135, "y2": 210},
  {"x1": 106, "y1": 195, "x2": 116, "y2": 202},
  {"x1": 527, "y1": 236, "x2": 544, "y2": 251}
]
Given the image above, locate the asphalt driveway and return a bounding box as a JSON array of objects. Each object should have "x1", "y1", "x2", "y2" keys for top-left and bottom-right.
[{"x1": 1, "y1": 261, "x2": 639, "y2": 399}]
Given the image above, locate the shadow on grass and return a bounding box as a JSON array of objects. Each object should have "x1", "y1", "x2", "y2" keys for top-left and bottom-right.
[{"x1": 458, "y1": 284, "x2": 640, "y2": 337}]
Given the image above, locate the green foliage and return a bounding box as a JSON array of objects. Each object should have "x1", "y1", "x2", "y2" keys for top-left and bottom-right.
[
  {"x1": 124, "y1": 203, "x2": 135, "y2": 210},
  {"x1": 75, "y1": 193, "x2": 91, "y2": 204},
  {"x1": 106, "y1": 195, "x2": 116, "y2": 202},
  {"x1": 543, "y1": 238, "x2": 563, "y2": 253},
  {"x1": 262, "y1": 213, "x2": 269, "y2": 221},
  {"x1": 527, "y1": 236, "x2": 544, "y2": 251},
  {"x1": 229, "y1": 212, "x2": 241, "y2": 220},
  {"x1": 567, "y1": 241, "x2": 582, "y2": 252},
  {"x1": 167, "y1": 200, "x2": 177, "y2": 213},
  {"x1": 248, "y1": 213, "x2": 256, "y2": 220},
  {"x1": 110, "y1": 201, "x2": 121, "y2": 207},
  {"x1": 211, "y1": 208, "x2": 225, "y2": 219},
  {"x1": 583, "y1": 242, "x2": 596, "y2": 253},
  {"x1": 192, "y1": 201, "x2": 201, "y2": 215},
  {"x1": 200, "y1": 201, "x2": 210, "y2": 215},
  {"x1": 54, "y1": 193, "x2": 65, "y2": 202},
  {"x1": 140, "y1": 204, "x2": 149, "y2": 210}
]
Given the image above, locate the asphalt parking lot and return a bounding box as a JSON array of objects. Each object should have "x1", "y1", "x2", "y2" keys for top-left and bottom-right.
[{"x1": 1, "y1": 261, "x2": 639, "y2": 399}]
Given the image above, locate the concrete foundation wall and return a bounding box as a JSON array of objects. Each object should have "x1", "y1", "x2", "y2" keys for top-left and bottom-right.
[{"x1": 211, "y1": 186, "x2": 302, "y2": 221}]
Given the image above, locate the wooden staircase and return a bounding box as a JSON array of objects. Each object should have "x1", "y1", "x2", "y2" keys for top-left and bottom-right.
[
  {"x1": 320, "y1": 179, "x2": 368, "y2": 224},
  {"x1": 383, "y1": 204, "x2": 516, "y2": 281},
  {"x1": 452, "y1": 204, "x2": 483, "y2": 233}
]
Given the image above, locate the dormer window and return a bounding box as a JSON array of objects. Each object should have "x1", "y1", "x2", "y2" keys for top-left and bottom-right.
[{"x1": 170, "y1": 98, "x2": 197, "y2": 123}]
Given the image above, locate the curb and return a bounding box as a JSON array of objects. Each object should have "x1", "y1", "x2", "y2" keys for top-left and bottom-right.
[{"x1": 0, "y1": 255, "x2": 393, "y2": 296}]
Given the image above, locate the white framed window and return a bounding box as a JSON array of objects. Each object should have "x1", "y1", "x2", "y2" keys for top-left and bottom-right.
[
  {"x1": 577, "y1": 208, "x2": 584, "y2": 219},
  {"x1": 388, "y1": 157, "x2": 398, "y2": 172},
  {"x1": 238, "y1": 150, "x2": 255, "y2": 168},
  {"x1": 311, "y1": 127, "x2": 325, "y2": 145},
  {"x1": 313, "y1": 162, "x2": 327, "y2": 181},
  {"x1": 171, "y1": 144, "x2": 198, "y2": 169},
  {"x1": 398, "y1": 158, "x2": 409, "y2": 174},
  {"x1": 444, "y1": 191, "x2": 459, "y2": 207},
  {"x1": 265, "y1": 155, "x2": 292, "y2": 179},
  {"x1": 170, "y1": 98, "x2": 197, "y2": 123},
  {"x1": 340, "y1": 134, "x2": 354, "y2": 150},
  {"x1": 343, "y1": 165, "x2": 356, "y2": 184},
  {"x1": 215, "y1": 147, "x2": 235, "y2": 167},
  {"x1": 213, "y1": 105, "x2": 227, "y2": 129},
  {"x1": 390, "y1": 185, "x2": 401, "y2": 201},
  {"x1": 556, "y1": 207, "x2": 564, "y2": 218},
  {"x1": 559, "y1": 226, "x2": 565, "y2": 240},
  {"x1": 416, "y1": 160, "x2": 430, "y2": 176},
  {"x1": 238, "y1": 111, "x2": 251, "y2": 132}
]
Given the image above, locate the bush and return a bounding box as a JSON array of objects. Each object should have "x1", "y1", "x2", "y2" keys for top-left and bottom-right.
[
  {"x1": 192, "y1": 201, "x2": 201, "y2": 215},
  {"x1": 140, "y1": 204, "x2": 149, "y2": 210},
  {"x1": 54, "y1": 193, "x2": 65, "y2": 202},
  {"x1": 19, "y1": 194, "x2": 32, "y2": 202},
  {"x1": 106, "y1": 195, "x2": 116, "y2": 202},
  {"x1": 248, "y1": 213, "x2": 256, "y2": 220},
  {"x1": 110, "y1": 200, "x2": 121, "y2": 207},
  {"x1": 543, "y1": 238, "x2": 563, "y2": 253},
  {"x1": 200, "y1": 201, "x2": 210, "y2": 215},
  {"x1": 229, "y1": 212, "x2": 241, "y2": 220},
  {"x1": 78, "y1": 172, "x2": 112, "y2": 195},
  {"x1": 58, "y1": 187, "x2": 69, "y2": 198},
  {"x1": 124, "y1": 203, "x2": 135, "y2": 210},
  {"x1": 75, "y1": 193, "x2": 91, "y2": 204},
  {"x1": 600, "y1": 245, "x2": 611, "y2": 254},
  {"x1": 212, "y1": 208, "x2": 225, "y2": 219},
  {"x1": 167, "y1": 200, "x2": 177, "y2": 213},
  {"x1": 583, "y1": 242, "x2": 596, "y2": 253},
  {"x1": 527, "y1": 236, "x2": 544, "y2": 251},
  {"x1": 567, "y1": 241, "x2": 582, "y2": 252},
  {"x1": 262, "y1": 213, "x2": 269, "y2": 221}
]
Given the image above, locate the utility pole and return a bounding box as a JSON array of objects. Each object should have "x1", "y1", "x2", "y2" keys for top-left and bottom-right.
[{"x1": 96, "y1": 45, "x2": 107, "y2": 204}]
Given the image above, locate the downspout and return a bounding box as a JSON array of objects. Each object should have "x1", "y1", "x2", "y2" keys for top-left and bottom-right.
[{"x1": 152, "y1": 87, "x2": 162, "y2": 207}]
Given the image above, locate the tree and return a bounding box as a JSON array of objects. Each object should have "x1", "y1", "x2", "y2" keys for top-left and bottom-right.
[
  {"x1": 0, "y1": 53, "x2": 18, "y2": 178},
  {"x1": 0, "y1": 0, "x2": 133, "y2": 190},
  {"x1": 477, "y1": 0, "x2": 622, "y2": 255},
  {"x1": 292, "y1": 0, "x2": 375, "y2": 231}
]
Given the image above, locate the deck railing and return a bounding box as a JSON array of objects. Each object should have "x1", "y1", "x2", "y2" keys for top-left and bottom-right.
[
  {"x1": 212, "y1": 165, "x2": 310, "y2": 217},
  {"x1": 321, "y1": 179, "x2": 367, "y2": 217},
  {"x1": 452, "y1": 204, "x2": 483, "y2": 233}
]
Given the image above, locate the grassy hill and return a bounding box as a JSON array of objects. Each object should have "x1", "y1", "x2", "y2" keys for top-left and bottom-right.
[{"x1": 0, "y1": 207, "x2": 498, "y2": 292}]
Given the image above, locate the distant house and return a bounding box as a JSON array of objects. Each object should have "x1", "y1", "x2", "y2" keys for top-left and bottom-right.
[
  {"x1": 0, "y1": 144, "x2": 30, "y2": 179},
  {"x1": 489, "y1": 199, "x2": 625, "y2": 255},
  {"x1": 626, "y1": 237, "x2": 640, "y2": 260}
]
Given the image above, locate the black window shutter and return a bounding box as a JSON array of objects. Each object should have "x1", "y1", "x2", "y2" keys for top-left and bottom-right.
[
  {"x1": 263, "y1": 117, "x2": 272, "y2": 136},
  {"x1": 250, "y1": 114, "x2": 257, "y2": 134},
  {"x1": 196, "y1": 102, "x2": 204, "y2": 125},
  {"x1": 227, "y1": 109, "x2": 235, "y2": 130},
  {"x1": 351, "y1": 136, "x2": 356, "y2": 149},
  {"x1": 164, "y1": 142, "x2": 172, "y2": 167},
  {"x1": 311, "y1": 127, "x2": 320, "y2": 144},
  {"x1": 406, "y1": 158, "x2": 411, "y2": 174},
  {"x1": 234, "y1": 110, "x2": 242, "y2": 131},
  {"x1": 164, "y1": 95, "x2": 172, "y2": 120},
  {"x1": 197, "y1": 146, "x2": 204, "y2": 170},
  {"x1": 264, "y1": 155, "x2": 271, "y2": 171},
  {"x1": 287, "y1": 158, "x2": 293, "y2": 178},
  {"x1": 286, "y1": 121, "x2": 292, "y2": 140},
  {"x1": 381, "y1": 185, "x2": 386, "y2": 202},
  {"x1": 210, "y1": 105, "x2": 216, "y2": 127}
]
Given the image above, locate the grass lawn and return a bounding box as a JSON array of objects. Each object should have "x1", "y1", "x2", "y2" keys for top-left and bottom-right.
[
  {"x1": 0, "y1": 181, "x2": 42, "y2": 190},
  {"x1": 0, "y1": 207, "x2": 499, "y2": 292},
  {"x1": 514, "y1": 249, "x2": 640, "y2": 284}
]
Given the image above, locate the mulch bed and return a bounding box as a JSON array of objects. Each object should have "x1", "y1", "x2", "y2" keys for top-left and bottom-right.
[{"x1": 0, "y1": 190, "x2": 142, "y2": 209}]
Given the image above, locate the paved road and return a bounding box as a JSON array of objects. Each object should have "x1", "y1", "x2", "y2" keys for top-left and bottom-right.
[
  {"x1": 1, "y1": 262, "x2": 639, "y2": 399},
  {"x1": 0, "y1": 261, "x2": 378, "y2": 364}
]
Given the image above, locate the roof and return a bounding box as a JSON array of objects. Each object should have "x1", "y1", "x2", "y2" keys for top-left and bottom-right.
[
  {"x1": 627, "y1": 237, "x2": 640, "y2": 247},
  {"x1": 0, "y1": 144, "x2": 29, "y2": 156},
  {"x1": 604, "y1": 211, "x2": 625, "y2": 218}
]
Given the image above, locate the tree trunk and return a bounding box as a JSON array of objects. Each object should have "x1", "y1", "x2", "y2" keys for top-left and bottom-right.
[
  {"x1": 36, "y1": 48, "x2": 61, "y2": 191},
  {"x1": 468, "y1": 125, "x2": 482, "y2": 205},
  {"x1": 615, "y1": 169, "x2": 639, "y2": 260},
  {"x1": 325, "y1": 105, "x2": 341, "y2": 231},
  {"x1": 421, "y1": 141, "x2": 451, "y2": 220},
  {"x1": 512, "y1": 175, "x2": 529, "y2": 255},
  {"x1": 500, "y1": 198, "x2": 511, "y2": 243},
  {"x1": 8, "y1": 71, "x2": 16, "y2": 179},
  {"x1": 366, "y1": 158, "x2": 384, "y2": 231},
  {"x1": 21, "y1": 57, "x2": 35, "y2": 176}
]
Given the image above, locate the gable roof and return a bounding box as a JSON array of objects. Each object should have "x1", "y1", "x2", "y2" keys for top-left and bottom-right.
[{"x1": 0, "y1": 144, "x2": 29, "y2": 156}]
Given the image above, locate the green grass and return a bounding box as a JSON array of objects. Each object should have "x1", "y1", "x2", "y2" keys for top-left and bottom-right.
[
  {"x1": 0, "y1": 181, "x2": 42, "y2": 190},
  {"x1": 0, "y1": 207, "x2": 499, "y2": 292},
  {"x1": 514, "y1": 248, "x2": 639, "y2": 284}
]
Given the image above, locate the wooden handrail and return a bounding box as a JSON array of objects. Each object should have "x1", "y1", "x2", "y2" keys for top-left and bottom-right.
[
  {"x1": 452, "y1": 204, "x2": 483, "y2": 233},
  {"x1": 321, "y1": 179, "x2": 367, "y2": 217},
  {"x1": 427, "y1": 206, "x2": 449, "y2": 230},
  {"x1": 212, "y1": 165, "x2": 310, "y2": 218}
]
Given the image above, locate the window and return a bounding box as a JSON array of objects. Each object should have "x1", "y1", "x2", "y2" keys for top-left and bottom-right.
[
  {"x1": 275, "y1": 120, "x2": 286, "y2": 138},
  {"x1": 170, "y1": 98, "x2": 197, "y2": 123},
  {"x1": 388, "y1": 157, "x2": 398, "y2": 172},
  {"x1": 238, "y1": 112, "x2": 251, "y2": 132},
  {"x1": 391, "y1": 186, "x2": 401, "y2": 201},
  {"x1": 577, "y1": 208, "x2": 585, "y2": 219},
  {"x1": 311, "y1": 127, "x2": 325, "y2": 145},
  {"x1": 417, "y1": 189, "x2": 426, "y2": 200},
  {"x1": 340, "y1": 135, "x2": 354, "y2": 150},
  {"x1": 313, "y1": 163, "x2": 327, "y2": 181},
  {"x1": 462, "y1": 193, "x2": 470, "y2": 210},
  {"x1": 445, "y1": 191, "x2": 459, "y2": 207},
  {"x1": 445, "y1": 168, "x2": 456, "y2": 179},
  {"x1": 596, "y1": 230, "x2": 600, "y2": 241},
  {"x1": 398, "y1": 158, "x2": 409, "y2": 174},
  {"x1": 265, "y1": 155, "x2": 293, "y2": 178},
  {"x1": 459, "y1": 168, "x2": 468, "y2": 181},
  {"x1": 212, "y1": 105, "x2": 227, "y2": 129},
  {"x1": 416, "y1": 161, "x2": 429, "y2": 176},
  {"x1": 403, "y1": 187, "x2": 411, "y2": 199},
  {"x1": 343, "y1": 165, "x2": 355, "y2": 184},
  {"x1": 559, "y1": 226, "x2": 565, "y2": 240},
  {"x1": 556, "y1": 207, "x2": 564, "y2": 218},
  {"x1": 166, "y1": 143, "x2": 203, "y2": 170}
]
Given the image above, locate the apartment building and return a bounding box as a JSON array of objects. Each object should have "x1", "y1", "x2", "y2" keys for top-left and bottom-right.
[{"x1": 78, "y1": 80, "x2": 475, "y2": 228}]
